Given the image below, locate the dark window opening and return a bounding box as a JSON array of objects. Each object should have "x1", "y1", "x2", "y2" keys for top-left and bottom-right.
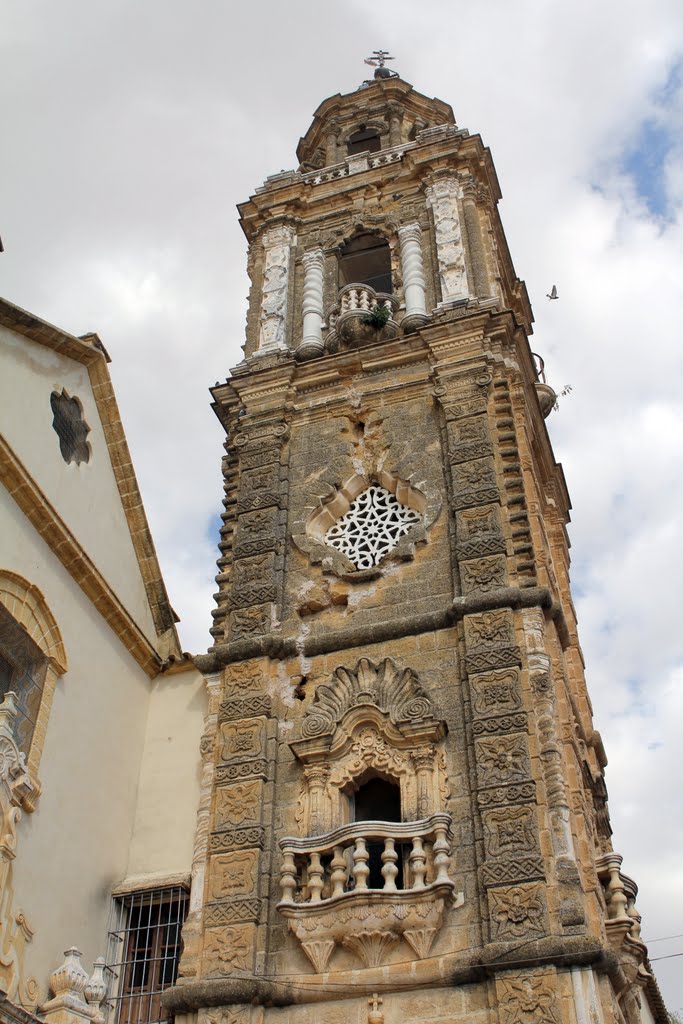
[
  {"x1": 347, "y1": 126, "x2": 381, "y2": 156},
  {"x1": 107, "y1": 886, "x2": 189, "y2": 1024},
  {"x1": 0, "y1": 604, "x2": 49, "y2": 756},
  {"x1": 338, "y1": 233, "x2": 392, "y2": 294},
  {"x1": 353, "y1": 777, "x2": 403, "y2": 888},
  {"x1": 50, "y1": 389, "x2": 91, "y2": 466}
]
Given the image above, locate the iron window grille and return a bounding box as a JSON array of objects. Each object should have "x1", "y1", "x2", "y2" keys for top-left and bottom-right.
[{"x1": 105, "y1": 886, "x2": 188, "y2": 1024}]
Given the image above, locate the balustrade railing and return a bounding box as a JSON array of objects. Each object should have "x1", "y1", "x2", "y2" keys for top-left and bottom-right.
[{"x1": 279, "y1": 813, "x2": 453, "y2": 905}]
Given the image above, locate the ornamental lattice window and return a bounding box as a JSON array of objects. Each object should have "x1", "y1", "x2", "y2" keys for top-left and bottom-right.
[{"x1": 324, "y1": 484, "x2": 422, "y2": 569}]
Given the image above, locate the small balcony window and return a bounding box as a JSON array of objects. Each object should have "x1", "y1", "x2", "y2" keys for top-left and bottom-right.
[
  {"x1": 347, "y1": 126, "x2": 381, "y2": 156},
  {"x1": 353, "y1": 777, "x2": 403, "y2": 888},
  {"x1": 338, "y1": 233, "x2": 392, "y2": 294}
]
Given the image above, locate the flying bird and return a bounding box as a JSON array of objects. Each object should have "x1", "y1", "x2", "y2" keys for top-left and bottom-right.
[{"x1": 546, "y1": 285, "x2": 558, "y2": 300}]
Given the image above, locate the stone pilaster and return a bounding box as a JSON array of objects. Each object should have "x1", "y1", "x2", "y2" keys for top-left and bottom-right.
[{"x1": 256, "y1": 223, "x2": 296, "y2": 354}]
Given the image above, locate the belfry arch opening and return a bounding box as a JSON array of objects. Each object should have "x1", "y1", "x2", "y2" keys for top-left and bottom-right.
[
  {"x1": 338, "y1": 232, "x2": 392, "y2": 294},
  {"x1": 347, "y1": 125, "x2": 381, "y2": 156}
]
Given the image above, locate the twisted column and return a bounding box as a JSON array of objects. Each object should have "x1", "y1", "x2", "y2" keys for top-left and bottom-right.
[
  {"x1": 297, "y1": 247, "x2": 325, "y2": 359},
  {"x1": 398, "y1": 223, "x2": 429, "y2": 331}
]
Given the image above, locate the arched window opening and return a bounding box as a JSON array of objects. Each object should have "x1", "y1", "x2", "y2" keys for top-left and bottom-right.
[
  {"x1": 0, "y1": 604, "x2": 49, "y2": 756},
  {"x1": 347, "y1": 125, "x2": 381, "y2": 156},
  {"x1": 338, "y1": 233, "x2": 392, "y2": 294},
  {"x1": 352, "y1": 776, "x2": 403, "y2": 889}
]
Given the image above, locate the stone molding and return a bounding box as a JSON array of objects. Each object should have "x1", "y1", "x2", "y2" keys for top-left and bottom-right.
[{"x1": 0, "y1": 437, "x2": 164, "y2": 677}]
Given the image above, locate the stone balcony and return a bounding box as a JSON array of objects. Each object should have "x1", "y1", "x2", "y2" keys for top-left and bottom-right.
[
  {"x1": 325, "y1": 284, "x2": 400, "y2": 351},
  {"x1": 277, "y1": 813, "x2": 461, "y2": 972}
]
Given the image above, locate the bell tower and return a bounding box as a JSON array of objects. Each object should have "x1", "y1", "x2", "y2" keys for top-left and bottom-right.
[{"x1": 165, "y1": 65, "x2": 665, "y2": 1024}]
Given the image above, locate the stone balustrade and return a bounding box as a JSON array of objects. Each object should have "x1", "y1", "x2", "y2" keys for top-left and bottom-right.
[
  {"x1": 279, "y1": 812, "x2": 453, "y2": 904},
  {"x1": 277, "y1": 814, "x2": 461, "y2": 972},
  {"x1": 326, "y1": 285, "x2": 400, "y2": 350}
]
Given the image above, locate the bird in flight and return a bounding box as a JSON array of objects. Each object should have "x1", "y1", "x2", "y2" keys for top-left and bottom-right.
[{"x1": 547, "y1": 285, "x2": 558, "y2": 300}]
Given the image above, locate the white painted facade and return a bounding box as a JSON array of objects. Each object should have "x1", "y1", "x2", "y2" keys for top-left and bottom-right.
[{"x1": 0, "y1": 302, "x2": 206, "y2": 1010}]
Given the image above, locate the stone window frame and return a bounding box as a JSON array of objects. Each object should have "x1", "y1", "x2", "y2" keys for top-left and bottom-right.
[{"x1": 0, "y1": 571, "x2": 67, "y2": 780}]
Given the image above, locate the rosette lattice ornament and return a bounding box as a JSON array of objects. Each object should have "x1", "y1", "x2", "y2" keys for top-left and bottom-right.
[{"x1": 324, "y1": 485, "x2": 422, "y2": 569}]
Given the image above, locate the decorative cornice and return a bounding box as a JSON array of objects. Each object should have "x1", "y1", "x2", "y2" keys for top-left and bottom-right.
[{"x1": 0, "y1": 436, "x2": 163, "y2": 677}]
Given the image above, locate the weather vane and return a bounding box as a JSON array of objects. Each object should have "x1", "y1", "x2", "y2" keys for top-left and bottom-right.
[{"x1": 364, "y1": 50, "x2": 399, "y2": 80}]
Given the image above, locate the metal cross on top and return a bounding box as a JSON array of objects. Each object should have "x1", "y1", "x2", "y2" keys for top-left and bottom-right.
[
  {"x1": 364, "y1": 50, "x2": 399, "y2": 80},
  {"x1": 364, "y1": 49, "x2": 394, "y2": 68}
]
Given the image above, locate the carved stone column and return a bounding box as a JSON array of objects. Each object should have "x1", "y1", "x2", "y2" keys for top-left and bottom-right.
[
  {"x1": 325, "y1": 119, "x2": 340, "y2": 166},
  {"x1": 388, "y1": 103, "x2": 402, "y2": 146},
  {"x1": 425, "y1": 175, "x2": 471, "y2": 306},
  {"x1": 297, "y1": 247, "x2": 325, "y2": 359},
  {"x1": 398, "y1": 223, "x2": 429, "y2": 332},
  {"x1": 461, "y1": 177, "x2": 491, "y2": 299},
  {"x1": 304, "y1": 765, "x2": 329, "y2": 835},
  {"x1": 256, "y1": 223, "x2": 296, "y2": 354}
]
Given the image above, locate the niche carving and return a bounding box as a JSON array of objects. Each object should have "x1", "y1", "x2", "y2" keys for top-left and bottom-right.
[{"x1": 290, "y1": 657, "x2": 448, "y2": 834}]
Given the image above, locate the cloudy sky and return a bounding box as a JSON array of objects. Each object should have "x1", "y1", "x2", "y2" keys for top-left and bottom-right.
[{"x1": 3, "y1": 0, "x2": 683, "y2": 1011}]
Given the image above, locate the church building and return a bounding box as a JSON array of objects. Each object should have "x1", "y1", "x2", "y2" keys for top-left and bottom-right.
[{"x1": 0, "y1": 63, "x2": 668, "y2": 1024}]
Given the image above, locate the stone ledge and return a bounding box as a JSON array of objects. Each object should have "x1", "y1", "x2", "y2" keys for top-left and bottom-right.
[
  {"x1": 196, "y1": 586, "x2": 563, "y2": 672},
  {"x1": 162, "y1": 936, "x2": 605, "y2": 1011}
]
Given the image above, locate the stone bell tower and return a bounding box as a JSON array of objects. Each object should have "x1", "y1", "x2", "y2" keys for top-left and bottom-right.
[{"x1": 165, "y1": 65, "x2": 666, "y2": 1024}]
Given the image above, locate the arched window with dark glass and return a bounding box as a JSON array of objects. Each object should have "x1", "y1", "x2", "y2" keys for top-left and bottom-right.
[
  {"x1": 347, "y1": 125, "x2": 381, "y2": 156},
  {"x1": 338, "y1": 233, "x2": 392, "y2": 294}
]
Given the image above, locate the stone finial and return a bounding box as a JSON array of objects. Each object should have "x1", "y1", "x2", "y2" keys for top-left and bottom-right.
[{"x1": 41, "y1": 948, "x2": 107, "y2": 1024}]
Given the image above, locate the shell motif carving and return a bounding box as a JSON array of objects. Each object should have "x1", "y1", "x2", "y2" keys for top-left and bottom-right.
[{"x1": 301, "y1": 658, "x2": 434, "y2": 739}]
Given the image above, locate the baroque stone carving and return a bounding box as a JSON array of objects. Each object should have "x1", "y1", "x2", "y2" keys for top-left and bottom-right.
[
  {"x1": 329, "y1": 728, "x2": 407, "y2": 789},
  {"x1": 488, "y1": 883, "x2": 547, "y2": 940},
  {"x1": 465, "y1": 610, "x2": 514, "y2": 647},
  {"x1": 219, "y1": 695, "x2": 271, "y2": 722},
  {"x1": 477, "y1": 782, "x2": 535, "y2": 808},
  {"x1": 481, "y1": 856, "x2": 545, "y2": 887},
  {"x1": 461, "y1": 555, "x2": 507, "y2": 594},
  {"x1": 236, "y1": 468, "x2": 281, "y2": 515},
  {"x1": 223, "y1": 661, "x2": 264, "y2": 695},
  {"x1": 215, "y1": 760, "x2": 268, "y2": 785},
  {"x1": 257, "y1": 223, "x2": 296, "y2": 353},
  {"x1": 208, "y1": 851, "x2": 259, "y2": 900},
  {"x1": 475, "y1": 734, "x2": 531, "y2": 788},
  {"x1": 214, "y1": 781, "x2": 262, "y2": 828},
  {"x1": 472, "y1": 713, "x2": 527, "y2": 736},
  {"x1": 229, "y1": 554, "x2": 276, "y2": 609},
  {"x1": 205, "y1": 899, "x2": 260, "y2": 926},
  {"x1": 483, "y1": 806, "x2": 538, "y2": 859},
  {"x1": 470, "y1": 669, "x2": 522, "y2": 717},
  {"x1": 497, "y1": 972, "x2": 559, "y2": 1024},
  {"x1": 425, "y1": 175, "x2": 470, "y2": 303},
  {"x1": 233, "y1": 509, "x2": 280, "y2": 558},
  {"x1": 220, "y1": 720, "x2": 265, "y2": 761},
  {"x1": 203, "y1": 924, "x2": 254, "y2": 977},
  {"x1": 228, "y1": 604, "x2": 270, "y2": 642},
  {"x1": 209, "y1": 826, "x2": 265, "y2": 853},
  {"x1": 299, "y1": 657, "x2": 435, "y2": 739}
]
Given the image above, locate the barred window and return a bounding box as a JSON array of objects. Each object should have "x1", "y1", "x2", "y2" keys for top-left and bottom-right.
[
  {"x1": 325, "y1": 484, "x2": 422, "y2": 570},
  {"x1": 106, "y1": 886, "x2": 188, "y2": 1024}
]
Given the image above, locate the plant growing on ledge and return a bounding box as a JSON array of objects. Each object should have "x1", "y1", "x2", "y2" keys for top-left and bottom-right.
[{"x1": 362, "y1": 303, "x2": 391, "y2": 329}]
